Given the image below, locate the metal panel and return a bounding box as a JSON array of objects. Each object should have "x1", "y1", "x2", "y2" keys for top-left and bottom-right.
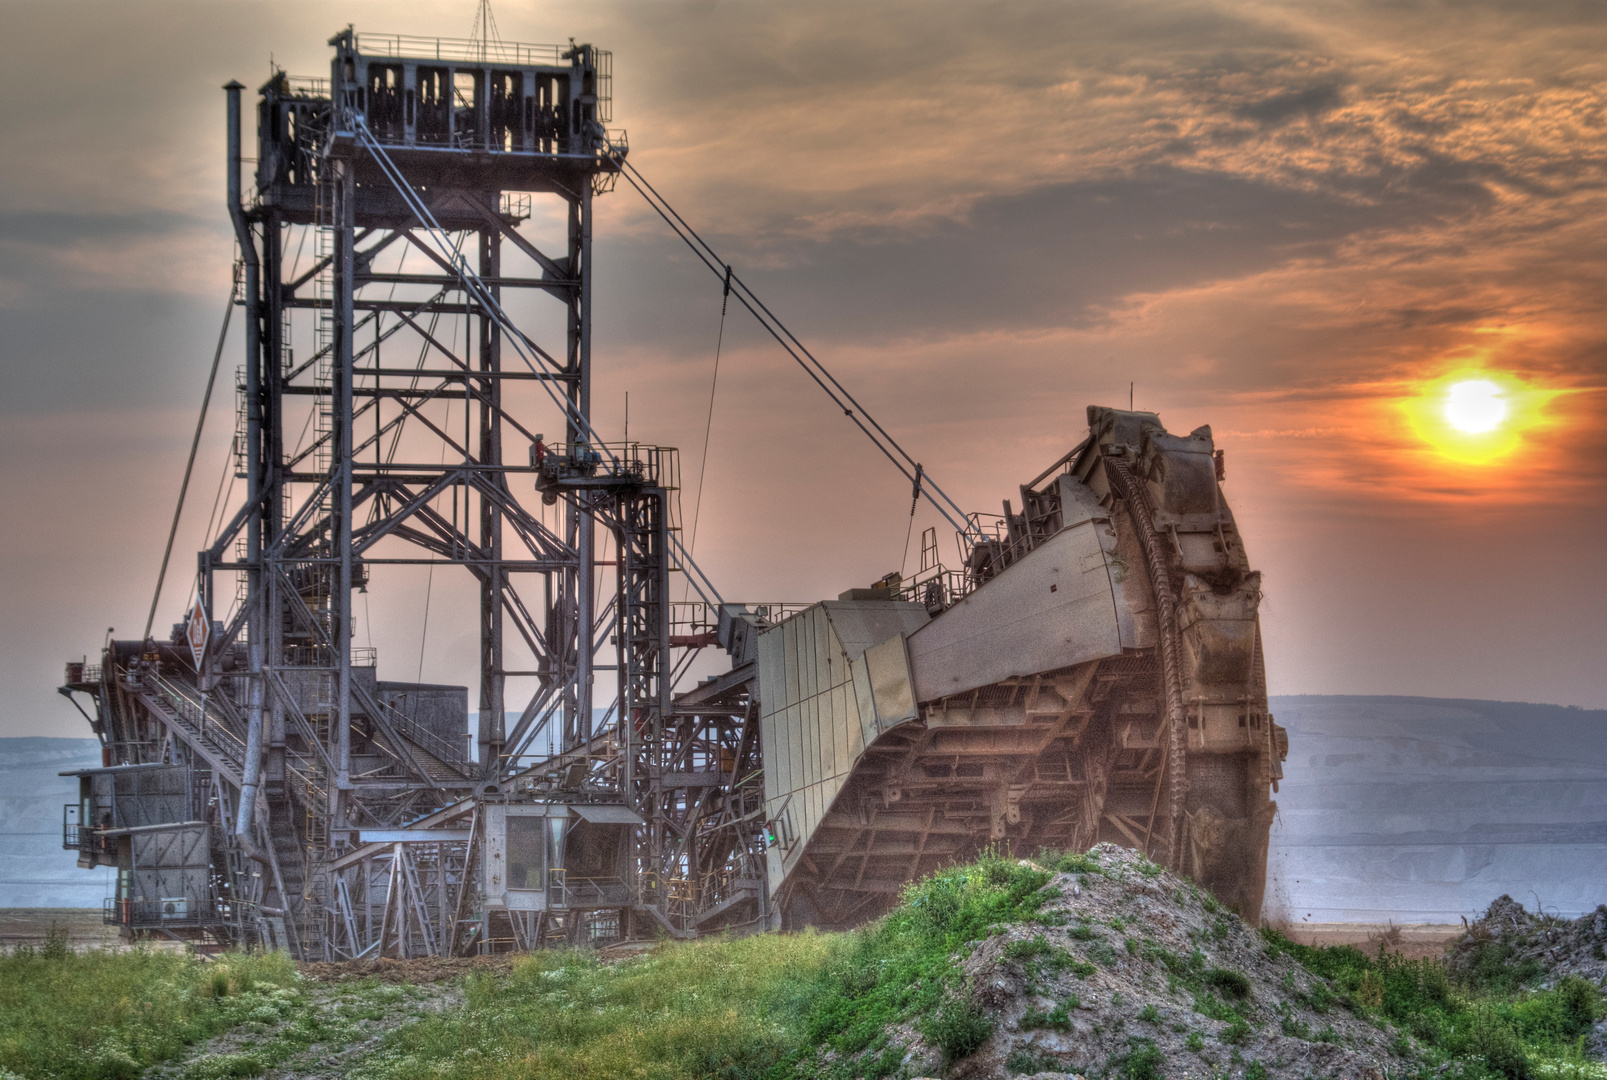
[
  {"x1": 789, "y1": 704, "x2": 805, "y2": 805},
  {"x1": 851, "y1": 658, "x2": 879, "y2": 751},
  {"x1": 907, "y1": 521, "x2": 1123, "y2": 703},
  {"x1": 834, "y1": 682, "x2": 853, "y2": 774},
  {"x1": 823, "y1": 601, "x2": 929, "y2": 660},
  {"x1": 572, "y1": 804, "x2": 644, "y2": 824},
  {"x1": 783, "y1": 619, "x2": 800, "y2": 708},
  {"x1": 759, "y1": 708, "x2": 779, "y2": 804},
  {"x1": 864, "y1": 633, "x2": 917, "y2": 729},
  {"x1": 359, "y1": 829, "x2": 474, "y2": 843},
  {"x1": 815, "y1": 608, "x2": 832, "y2": 704}
]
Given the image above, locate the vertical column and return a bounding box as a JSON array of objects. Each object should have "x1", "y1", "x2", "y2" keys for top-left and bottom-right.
[
  {"x1": 575, "y1": 185, "x2": 595, "y2": 744},
  {"x1": 264, "y1": 213, "x2": 286, "y2": 796},
  {"x1": 479, "y1": 227, "x2": 505, "y2": 769},
  {"x1": 227, "y1": 81, "x2": 267, "y2": 837},
  {"x1": 332, "y1": 158, "x2": 357, "y2": 830}
]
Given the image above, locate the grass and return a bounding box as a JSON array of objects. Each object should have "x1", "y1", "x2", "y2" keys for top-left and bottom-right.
[
  {"x1": 0, "y1": 941, "x2": 299, "y2": 1080},
  {"x1": 1261, "y1": 928, "x2": 1604, "y2": 1080},
  {"x1": 794, "y1": 849, "x2": 1056, "y2": 1071},
  {"x1": 351, "y1": 851, "x2": 1061, "y2": 1080},
  {"x1": 348, "y1": 931, "x2": 837, "y2": 1080}
]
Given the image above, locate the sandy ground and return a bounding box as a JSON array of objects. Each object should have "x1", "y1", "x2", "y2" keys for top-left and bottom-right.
[
  {"x1": 1, "y1": 908, "x2": 1465, "y2": 960},
  {"x1": 1280, "y1": 922, "x2": 1464, "y2": 960},
  {"x1": 0, "y1": 907, "x2": 194, "y2": 953}
]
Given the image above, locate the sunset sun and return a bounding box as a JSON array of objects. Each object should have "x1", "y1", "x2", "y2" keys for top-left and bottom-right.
[
  {"x1": 1444, "y1": 379, "x2": 1508, "y2": 433},
  {"x1": 1402, "y1": 369, "x2": 1561, "y2": 465}
]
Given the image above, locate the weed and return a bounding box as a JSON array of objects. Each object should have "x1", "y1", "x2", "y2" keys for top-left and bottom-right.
[
  {"x1": 1021, "y1": 1000, "x2": 1075, "y2": 1032},
  {"x1": 1208, "y1": 968, "x2": 1252, "y2": 1001},
  {"x1": 1038, "y1": 849, "x2": 1103, "y2": 876},
  {"x1": 1116, "y1": 1037, "x2": 1165, "y2": 1080},
  {"x1": 41, "y1": 923, "x2": 71, "y2": 961},
  {"x1": 1281, "y1": 1014, "x2": 1311, "y2": 1039},
  {"x1": 923, "y1": 996, "x2": 994, "y2": 1062},
  {"x1": 1003, "y1": 935, "x2": 1056, "y2": 962},
  {"x1": 1069, "y1": 922, "x2": 1098, "y2": 941},
  {"x1": 188, "y1": 1053, "x2": 266, "y2": 1079},
  {"x1": 1006, "y1": 1045, "x2": 1060, "y2": 1075},
  {"x1": 1245, "y1": 1061, "x2": 1269, "y2": 1080},
  {"x1": 1138, "y1": 1003, "x2": 1161, "y2": 1023},
  {"x1": 1087, "y1": 940, "x2": 1119, "y2": 968},
  {"x1": 1187, "y1": 1031, "x2": 1206, "y2": 1052},
  {"x1": 1314, "y1": 1026, "x2": 1340, "y2": 1045},
  {"x1": 1222, "y1": 1018, "x2": 1253, "y2": 1045},
  {"x1": 1456, "y1": 1005, "x2": 1529, "y2": 1080}
]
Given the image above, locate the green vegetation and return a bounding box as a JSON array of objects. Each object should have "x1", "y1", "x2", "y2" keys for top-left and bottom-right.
[
  {"x1": 0, "y1": 944, "x2": 298, "y2": 1080},
  {"x1": 1021, "y1": 998, "x2": 1077, "y2": 1031},
  {"x1": 1006, "y1": 1044, "x2": 1060, "y2": 1075},
  {"x1": 1114, "y1": 1036, "x2": 1165, "y2": 1080},
  {"x1": 1037, "y1": 849, "x2": 1103, "y2": 876},
  {"x1": 351, "y1": 931, "x2": 835, "y2": 1080},
  {"x1": 1261, "y1": 928, "x2": 1605, "y2": 1080},
  {"x1": 795, "y1": 851, "x2": 1055, "y2": 1068}
]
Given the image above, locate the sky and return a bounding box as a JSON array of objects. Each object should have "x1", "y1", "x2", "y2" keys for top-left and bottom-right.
[{"x1": 2, "y1": 0, "x2": 1605, "y2": 739}]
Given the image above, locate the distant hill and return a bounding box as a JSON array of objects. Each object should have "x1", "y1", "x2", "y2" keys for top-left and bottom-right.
[
  {"x1": 5, "y1": 696, "x2": 1603, "y2": 919},
  {"x1": 0, "y1": 737, "x2": 113, "y2": 907},
  {"x1": 1267, "y1": 695, "x2": 1607, "y2": 923}
]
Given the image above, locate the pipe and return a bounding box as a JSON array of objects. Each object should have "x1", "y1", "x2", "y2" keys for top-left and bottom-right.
[{"x1": 226, "y1": 80, "x2": 268, "y2": 837}]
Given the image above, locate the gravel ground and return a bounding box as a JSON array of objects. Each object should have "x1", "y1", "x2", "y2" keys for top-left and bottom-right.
[
  {"x1": 1446, "y1": 895, "x2": 1607, "y2": 989},
  {"x1": 890, "y1": 844, "x2": 1408, "y2": 1080}
]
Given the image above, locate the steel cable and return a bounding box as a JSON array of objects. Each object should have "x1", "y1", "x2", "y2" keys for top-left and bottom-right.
[
  {"x1": 144, "y1": 281, "x2": 238, "y2": 643},
  {"x1": 611, "y1": 156, "x2": 984, "y2": 546}
]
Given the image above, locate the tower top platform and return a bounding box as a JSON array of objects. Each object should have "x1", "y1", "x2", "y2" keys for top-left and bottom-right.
[{"x1": 255, "y1": 26, "x2": 625, "y2": 225}]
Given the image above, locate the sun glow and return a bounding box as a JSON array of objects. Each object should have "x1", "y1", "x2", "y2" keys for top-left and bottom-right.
[
  {"x1": 1402, "y1": 370, "x2": 1559, "y2": 465},
  {"x1": 1444, "y1": 379, "x2": 1507, "y2": 433}
]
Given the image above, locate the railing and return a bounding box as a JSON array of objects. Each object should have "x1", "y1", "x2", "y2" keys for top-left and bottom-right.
[
  {"x1": 146, "y1": 674, "x2": 249, "y2": 766},
  {"x1": 104, "y1": 896, "x2": 218, "y2": 928},
  {"x1": 63, "y1": 662, "x2": 102, "y2": 684},
  {"x1": 282, "y1": 75, "x2": 330, "y2": 99},
  {"x1": 500, "y1": 192, "x2": 531, "y2": 220},
  {"x1": 354, "y1": 33, "x2": 573, "y2": 67},
  {"x1": 668, "y1": 601, "x2": 814, "y2": 642},
  {"x1": 539, "y1": 441, "x2": 680, "y2": 492},
  {"x1": 548, "y1": 870, "x2": 632, "y2": 909},
  {"x1": 284, "y1": 759, "x2": 328, "y2": 812},
  {"x1": 375, "y1": 699, "x2": 468, "y2": 766}
]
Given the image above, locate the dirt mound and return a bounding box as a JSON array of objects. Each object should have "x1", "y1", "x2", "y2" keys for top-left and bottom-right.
[
  {"x1": 1446, "y1": 895, "x2": 1607, "y2": 988},
  {"x1": 885, "y1": 844, "x2": 1407, "y2": 1080},
  {"x1": 298, "y1": 954, "x2": 512, "y2": 983}
]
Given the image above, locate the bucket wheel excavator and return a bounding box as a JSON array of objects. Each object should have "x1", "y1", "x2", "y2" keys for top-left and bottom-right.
[{"x1": 730, "y1": 405, "x2": 1287, "y2": 926}]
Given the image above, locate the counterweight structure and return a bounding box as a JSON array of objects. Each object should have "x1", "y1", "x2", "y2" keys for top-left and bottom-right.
[{"x1": 59, "y1": 28, "x2": 1287, "y2": 955}]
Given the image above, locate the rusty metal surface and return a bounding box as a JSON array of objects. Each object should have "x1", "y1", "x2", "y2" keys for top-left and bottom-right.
[{"x1": 758, "y1": 406, "x2": 1287, "y2": 927}]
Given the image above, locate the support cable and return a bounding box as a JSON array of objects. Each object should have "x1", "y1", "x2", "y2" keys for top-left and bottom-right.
[
  {"x1": 687, "y1": 264, "x2": 732, "y2": 563},
  {"x1": 144, "y1": 281, "x2": 238, "y2": 643},
  {"x1": 899, "y1": 463, "x2": 923, "y2": 579},
  {"x1": 610, "y1": 155, "x2": 985, "y2": 546}
]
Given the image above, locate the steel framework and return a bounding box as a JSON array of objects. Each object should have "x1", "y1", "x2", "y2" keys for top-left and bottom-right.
[{"x1": 61, "y1": 29, "x2": 774, "y2": 955}]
